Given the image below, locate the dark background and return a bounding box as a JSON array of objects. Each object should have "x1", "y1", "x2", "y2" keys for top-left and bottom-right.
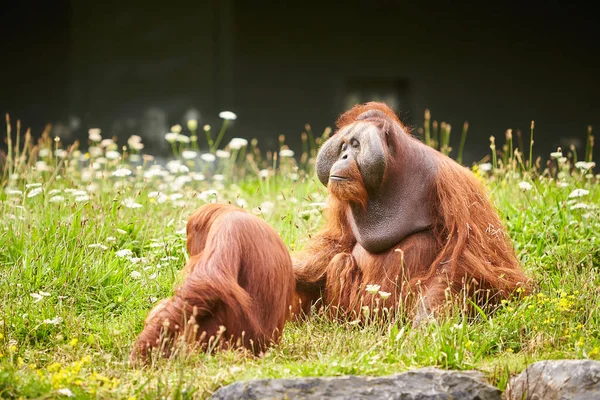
[{"x1": 2, "y1": 1, "x2": 598, "y2": 164}]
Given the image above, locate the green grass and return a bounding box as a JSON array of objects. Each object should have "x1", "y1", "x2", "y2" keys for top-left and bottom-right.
[{"x1": 0, "y1": 114, "x2": 599, "y2": 399}]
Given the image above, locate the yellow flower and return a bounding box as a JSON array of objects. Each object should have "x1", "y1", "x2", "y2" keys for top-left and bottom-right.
[
  {"x1": 558, "y1": 297, "x2": 572, "y2": 311},
  {"x1": 69, "y1": 338, "x2": 79, "y2": 347},
  {"x1": 47, "y1": 362, "x2": 62, "y2": 372}
]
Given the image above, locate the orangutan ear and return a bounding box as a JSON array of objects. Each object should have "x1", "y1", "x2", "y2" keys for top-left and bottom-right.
[{"x1": 315, "y1": 135, "x2": 342, "y2": 186}]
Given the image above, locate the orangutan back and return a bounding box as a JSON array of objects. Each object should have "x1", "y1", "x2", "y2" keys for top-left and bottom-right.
[{"x1": 130, "y1": 204, "x2": 295, "y2": 364}]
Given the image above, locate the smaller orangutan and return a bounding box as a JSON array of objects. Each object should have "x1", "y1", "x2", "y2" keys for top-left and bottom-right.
[{"x1": 130, "y1": 203, "x2": 295, "y2": 365}]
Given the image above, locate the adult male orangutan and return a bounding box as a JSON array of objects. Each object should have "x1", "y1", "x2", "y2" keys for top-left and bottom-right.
[{"x1": 293, "y1": 102, "x2": 529, "y2": 324}]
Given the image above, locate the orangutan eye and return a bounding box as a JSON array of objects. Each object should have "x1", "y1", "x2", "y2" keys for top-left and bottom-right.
[
  {"x1": 350, "y1": 139, "x2": 360, "y2": 148},
  {"x1": 341, "y1": 143, "x2": 348, "y2": 151}
]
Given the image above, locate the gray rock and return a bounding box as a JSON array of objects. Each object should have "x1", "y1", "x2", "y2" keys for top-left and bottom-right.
[
  {"x1": 505, "y1": 359, "x2": 600, "y2": 400},
  {"x1": 210, "y1": 367, "x2": 501, "y2": 400}
]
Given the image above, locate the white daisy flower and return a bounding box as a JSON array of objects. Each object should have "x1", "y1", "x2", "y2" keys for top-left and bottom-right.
[
  {"x1": 88, "y1": 243, "x2": 108, "y2": 250},
  {"x1": 378, "y1": 291, "x2": 391, "y2": 300},
  {"x1": 130, "y1": 271, "x2": 142, "y2": 279},
  {"x1": 260, "y1": 201, "x2": 275, "y2": 215},
  {"x1": 38, "y1": 148, "x2": 50, "y2": 157},
  {"x1": 182, "y1": 150, "x2": 198, "y2": 160},
  {"x1": 122, "y1": 198, "x2": 142, "y2": 208},
  {"x1": 570, "y1": 203, "x2": 590, "y2": 210},
  {"x1": 35, "y1": 161, "x2": 51, "y2": 172},
  {"x1": 518, "y1": 181, "x2": 533, "y2": 191},
  {"x1": 574, "y1": 161, "x2": 595, "y2": 171},
  {"x1": 112, "y1": 168, "x2": 132, "y2": 177},
  {"x1": 216, "y1": 150, "x2": 230, "y2": 158},
  {"x1": 100, "y1": 139, "x2": 115, "y2": 148},
  {"x1": 30, "y1": 293, "x2": 44, "y2": 302},
  {"x1": 365, "y1": 284, "x2": 381, "y2": 295},
  {"x1": 170, "y1": 124, "x2": 182, "y2": 134},
  {"x1": 279, "y1": 149, "x2": 295, "y2": 157},
  {"x1": 105, "y1": 150, "x2": 120, "y2": 160},
  {"x1": 478, "y1": 162, "x2": 492, "y2": 172},
  {"x1": 57, "y1": 388, "x2": 75, "y2": 397},
  {"x1": 228, "y1": 138, "x2": 248, "y2": 150},
  {"x1": 43, "y1": 317, "x2": 63, "y2": 325},
  {"x1": 569, "y1": 189, "x2": 590, "y2": 198},
  {"x1": 74, "y1": 194, "x2": 90, "y2": 202},
  {"x1": 165, "y1": 132, "x2": 179, "y2": 143},
  {"x1": 88, "y1": 146, "x2": 103, "y2": 157},
  {"x1": 88, "y1": 129, "x2": 102, "y2": 142},
  {"x1": 127, "y1": 135, "x2": 142, "y2": 146},
  {"x1": 27, "y1": 188, "x2": 43, "y2": 198},
  {"x1": 54, "y1": 149, "x2": 67, "y2": 158},
  {"x1": 175, "y1": 134, "x2": 190, "y2": 144},
  {"x1": 200, "y1": 153, "x2": 216, "y2": 162},
  {"x1": 219, "y1": 111, "x2": 237, "y2": 120},
  {"x1": 115, "y1": 249, "x2": 133, "y2": 258}
]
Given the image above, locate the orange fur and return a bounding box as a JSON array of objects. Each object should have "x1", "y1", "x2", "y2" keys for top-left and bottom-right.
[
  {"x1": 293, "y1": 102, "x2": 530, "y2": 323},
  {"x1": 327, "y1": 159, "x2": 368, "y2": 209},
  {"x1": 336, "y1": 101, "x2": 402, "y2": 128},
  {"x1": 130, "y1": 204, "x2": 295, "y2": 365}
]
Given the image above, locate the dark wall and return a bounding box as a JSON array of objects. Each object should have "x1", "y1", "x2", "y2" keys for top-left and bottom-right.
[
  {"x1": 2, "y1": 1, "x2": 70, "y2": 136},
  {"x1": 233, "y1": 1, "x2": 600, "y2": 161},
  {"x1": 2, "y1": 1, "x2": 598, "y2": 163}
]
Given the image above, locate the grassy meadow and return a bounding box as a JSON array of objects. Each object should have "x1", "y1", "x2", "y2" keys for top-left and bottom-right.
[{"x1": 0, "y1": 112, "x2": 599, "y2": 399}]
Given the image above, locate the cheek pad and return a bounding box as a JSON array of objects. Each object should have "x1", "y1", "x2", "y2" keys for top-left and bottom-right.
[
  {"x1": 316, "y1": 136, "x2": 341, "y2": 186},
  {"x1": 357, "y1": 130, "x2": 387, "y2": 192}
]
